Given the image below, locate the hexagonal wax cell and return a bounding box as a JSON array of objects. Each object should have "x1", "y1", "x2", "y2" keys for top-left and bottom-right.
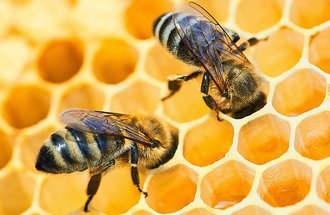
[
  {"x1": 257, "y1": 159, "x2": 312, "y2": 207},
  {"x1": 273, "y1": 69, "x2": 326, "y2": 116},
  {"x1": 295, "y1": 111, "x2": 330, "y2": 160},
  {"x1": 201, "y1": 160, "x2": 255, "y2": 209},
  {"x1": 238, "y1": 114, "x2": 290, "y2": 165},
  {"x1": 38, "y1": 39, "x2": 83, "y2": 83},
  {"x1": 3, "y1": 84, "x2": 51, "y2": 129},
  {"x1": 146, "y1": 164, "x2": 198, "y2": 213}
]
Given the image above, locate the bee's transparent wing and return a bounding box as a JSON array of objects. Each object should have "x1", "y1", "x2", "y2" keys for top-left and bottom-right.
[
  {"x1": 173, "y1": 13, "x2": 233, "y2": 95},
  {"x1": 188, "y1": 1, "x2": 250, "y2": 64},
  {"x1": 173, "y1": 2, "x2": 254, "y2": 96},
  {"x1": 60, "y1": 109, "x2": 153, "y2": 146}
]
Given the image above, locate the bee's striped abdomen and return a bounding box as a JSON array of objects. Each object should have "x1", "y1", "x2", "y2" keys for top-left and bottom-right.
[
  {"x1": 35, "y1": 128, "x2": 116, "y2": 174},
  {"x1": 153, "y1": 13, "x2": 200, "y2": 66}
]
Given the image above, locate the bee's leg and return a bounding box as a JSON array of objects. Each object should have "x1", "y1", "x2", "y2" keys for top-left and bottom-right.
[
  {"x1": 236, "y1": 37, "x2": 268, "y2": 52},
  {"x1": 201, "y1": 73, "x2": 223, "y2": 121},
  {"x1": 84, "y1": 173, "x2": 102, "y2": 212},
  {"x1": 130, "y1": 143, "x2": 148, "y2": 197},
  {"x1": 224, "y1": 27, "x2": 240, "y2": 44},
  {"x1": 201, "y1": 74, "x2": 216, "y2": 110},
  {"x1": 231, "y1": 32, "x2": 240, "y2": 44},
  {"x1": 84, "y1": 160, "x2": 115, "y2": 212},
  {"x1": 162, "y1": 70, "x2": 203, "y2": 101}
]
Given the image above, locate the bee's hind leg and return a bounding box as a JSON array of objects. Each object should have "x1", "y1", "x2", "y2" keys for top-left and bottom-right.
[
  {"x1": 162, "y1": 70, "x2": 202, "y2": 101},
  {"x1": 130, "y1": 143, "x2": 148, "y2": 197},
  {"x1": 84, "y1": 173, "x2": 102, "y2": 212}
]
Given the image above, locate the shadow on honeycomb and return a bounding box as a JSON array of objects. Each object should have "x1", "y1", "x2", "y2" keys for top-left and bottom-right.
[{"x1": 0, "y1": 0, "x2": 329, "y2": 214}]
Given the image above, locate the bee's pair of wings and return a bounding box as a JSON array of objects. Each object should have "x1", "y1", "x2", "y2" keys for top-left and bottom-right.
[
  {"x1": 61, "y1": 109, "x2": 153, "y2": 146},
  {"x1": 174, "y1": 2, "x2": 251, "y2": 93}
]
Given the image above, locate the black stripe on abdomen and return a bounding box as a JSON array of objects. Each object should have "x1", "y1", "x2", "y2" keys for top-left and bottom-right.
[
  {"x1": 66, "y1": 127, "x2": 94, "y2": 160},
  {"x1": 158, "y1": 14, "x2": 174, "y2": 44},
  {"x1": 35, "y1": 145, "x2": 59, "y2": 173},
  {"x1": 51, "y1": 130, "x2": 89, "y2": 172},
  {"x1": 93, "y1": 134, "x2": 109, "y2": 154},
  {"x1": 166, "y1": 28, "x2": 180, "y2": 53},
  {"x1": 51, "y1": 133, "x2": 76, "y2": 165},
  {"x1": 176, "y1": 39, "x2": 199, "y2": 66}
]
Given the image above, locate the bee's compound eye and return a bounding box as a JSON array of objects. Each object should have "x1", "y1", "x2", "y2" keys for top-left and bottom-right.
[{"x1": 150, "y1": 140, "x2": 160, "y2": 148}]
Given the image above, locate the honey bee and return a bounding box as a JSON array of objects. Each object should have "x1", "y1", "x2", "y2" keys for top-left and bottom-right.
[
  {"x1": 35, "y1": 109, "x2": 178, "y2": 212},
  {"x1": 153, "y1": 2, "x2": 267, "y2": 119}
]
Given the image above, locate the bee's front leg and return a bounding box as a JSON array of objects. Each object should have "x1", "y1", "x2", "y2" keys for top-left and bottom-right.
[
  {"x1": 162, "y1": 70, "x2": 202, "y2": 101},
  {"x1": 130, "y1": 143, "x2": 148, "y2": 197},
  {"x1": 236, "y1": 37, "x2": 268, "y2": 52},
  {"x1": 201, "y1": 73, "x2": 223, "y2": 121}
]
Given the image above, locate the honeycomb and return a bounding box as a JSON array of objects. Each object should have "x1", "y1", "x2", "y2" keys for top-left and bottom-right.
[{"x1": 0, "y1": 0, "x2": 330, "y2": 214}]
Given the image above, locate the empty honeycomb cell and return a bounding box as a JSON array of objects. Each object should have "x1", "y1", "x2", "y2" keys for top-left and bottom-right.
[
  {"x1": 0, "y1": 37, "x2": 31, "y2": 84},
  {"x1": 200, "y1": 160, "x2": 255, "y2": 209},
  {"x1": 91, "y1": 165, "x2": 146, "y2": 214},
  {"x1": 253, "y1": 28, "x2": 304, "y2": 77},
  {"x1": 317, "y1": 166, "x2": 330, "y2": 203},
  {"x1": 145, "y1": 43, "x2": 192, "y2": 82},
  {"x1": 290, "y1": 205, "x2": 330, "y2": 215},
  {"x1": 273, "y1": 69, "x2": 326, "y2": 116},
  {"x1": 20, "y1": 125, "x2": 57, "y2": 173},
  {"x1": 238, "y1": 114, "x2": 290, "y2": 165},
  {"x1": 14, "y1": 0, "x2": 71, "y2": 41},
  {"x1": 183, "y1": 117, "x2": 234, "y2": 167},
  {"x1": 3, "y1": 85, "x2": 51, "y2": 129},
  {"x1": 183, "y1": 208, "x2": 215, "y2": 215},
  {"x1": 110, "y1": 80, "x2": 160, "y2": 113},
  {"x1": 59, "y1": 83, "x2": 105, "y2": 113},
  {"x1": 163, "y1": 79, "x2": 209, "y2": 123},
  {"x1": 290, "y1": 0, "x2": 330, "y2": 29},
  {"x1": 0, "y1": 170, "x2": 35, "y2": 215},
  {"x1": 0, "y1": 129, "x2": 12, "y2": 169},
  {"x1": 146, "y1": 164, "x2": 198, "y2": 213},
  {"x1": 37, "y1": 39, "x2": 83, "y2": 83},
  {"x1": 232, "y1": 205, "x2": 272, "y2": 215},
  {"x1": 309, "y1": 27, "x2": 330, "y2": 74},
  {"x1": 257, "y1": 160, "x2": 312, "y2": 207},
  {"x1": 125, "y1": 0, "x2": 173, "y2": 39},
  {"x1": 295, "y1": 111, "x2": 330, "y2": 160},
  {"x1": 40, "y1": 173, "x2": 87, "y2": 214},
  {"x1": 236, "y1": 0, "x2": 283, "y2": 33},
  {"x1": 93, "y1": 38, "x2": 138, "y2": 84}
]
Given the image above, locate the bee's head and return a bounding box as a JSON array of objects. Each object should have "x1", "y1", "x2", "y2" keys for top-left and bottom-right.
[
  {"x1": 137, "y1": 114, "x2": 179, "y2": 169},
  {"x1": 145, "y1": 125, "x2": 179, "y2": 169}
]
